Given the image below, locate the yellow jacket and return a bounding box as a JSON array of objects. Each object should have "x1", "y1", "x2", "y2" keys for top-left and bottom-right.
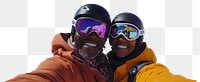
[{"x1": 108, "y1": 44, "x2": 196, "y2": 82}]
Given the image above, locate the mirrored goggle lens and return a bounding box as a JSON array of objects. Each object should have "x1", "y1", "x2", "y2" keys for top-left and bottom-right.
[
  {"x1": 110, "y1": 24, "x2": 140, "y2": 40},
  {"x1": 76, "y1": 18, "x2": 109, "y2": 38}
]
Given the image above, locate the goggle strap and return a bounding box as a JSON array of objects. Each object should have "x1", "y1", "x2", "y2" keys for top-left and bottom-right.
[
  {"x1": 139, "y1": 29, "x2": 145, "y2": 35},
  {"x1": 72, "y1": 19, "x2": 76, "y2": 27}
]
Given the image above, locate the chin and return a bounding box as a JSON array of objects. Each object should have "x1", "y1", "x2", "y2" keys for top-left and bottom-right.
[
  {"x1": 116, "y1": 51, "x2": 129, "y2": 57},
  {"x1": 79, "y1": 49, "x2": 98, "y2": 59},
  {"x1": 82, "y1": 54, "x2": 97, "y2": 59}
]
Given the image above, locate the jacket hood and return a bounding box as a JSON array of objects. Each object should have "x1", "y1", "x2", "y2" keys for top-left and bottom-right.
[{"x1": 51, "y1": 33, "x2": 75, "y2": 56}]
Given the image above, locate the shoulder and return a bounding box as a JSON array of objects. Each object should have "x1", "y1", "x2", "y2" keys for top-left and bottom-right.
[
  {"x1": 137, "y1": 63, "x2": 169, "y2": 76},
  {"x1": 141, "y1": 63, "x2": 169, "y2": 71}
]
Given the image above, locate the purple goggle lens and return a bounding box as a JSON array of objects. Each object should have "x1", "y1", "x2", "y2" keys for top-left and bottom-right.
[{"x1": 72, "y1": 18, "x2": 109, "y2": 38}]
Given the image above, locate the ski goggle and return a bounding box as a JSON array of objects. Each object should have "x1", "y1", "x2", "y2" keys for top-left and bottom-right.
[
  {"x1": 110, "y1": 23, "x2": 144, "y2": 41},
  {"x1": 72, "y1": 17, "x2": 109, "y2": 39}
]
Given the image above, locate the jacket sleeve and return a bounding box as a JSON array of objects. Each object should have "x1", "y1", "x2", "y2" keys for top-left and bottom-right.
[
  {"x1": 6, "y1": 55, "x2": 73, "y2": 82},
  {"x1": 136, "y1": 63, "x2": 196, "y2": 82}
]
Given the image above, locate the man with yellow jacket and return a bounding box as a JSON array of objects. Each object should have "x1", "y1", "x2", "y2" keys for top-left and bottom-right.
[
  {"x1": 107, "y1": 12, "x2": 196, "y2": 82},
  {"x1": 7, "y1": 4, "x2": 112, "y2": 82}
]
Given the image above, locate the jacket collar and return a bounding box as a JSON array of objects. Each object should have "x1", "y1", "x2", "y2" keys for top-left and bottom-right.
[
  {"x1": 108, "y1": 43, "x2": 157, "y2": 80},
  {"x1": 51, "y1": 33, "x2": 74, "y2": 55}
]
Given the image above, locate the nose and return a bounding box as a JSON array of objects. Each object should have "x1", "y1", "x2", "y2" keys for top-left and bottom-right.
[
  {"x1": 118, "y1": 35, "x2": 126, "y2": 41},
  {"x1": 89, "y1": 32, "x2": 99, "y2": 38}
]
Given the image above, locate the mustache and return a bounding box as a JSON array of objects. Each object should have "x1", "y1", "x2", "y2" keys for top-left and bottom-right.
[
  {"x1": 79, "y1": 36, "x2": 103, "y2": 43},
  {"x1": 74, "y1": 37, "x2": 102, "y2": 49}
]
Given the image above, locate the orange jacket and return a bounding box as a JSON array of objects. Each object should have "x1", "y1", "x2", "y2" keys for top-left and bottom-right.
[
  {"x1": 7, "y1": 33, "x2": 110, "y2": 82},
  {"x1": 108, "y1": 44, "x2": 196, "y2": 82}
]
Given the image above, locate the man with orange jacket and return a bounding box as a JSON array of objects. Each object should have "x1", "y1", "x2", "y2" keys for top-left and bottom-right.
[{"x1": 7, "y1": 4, "x2": 112, "y2": 82}]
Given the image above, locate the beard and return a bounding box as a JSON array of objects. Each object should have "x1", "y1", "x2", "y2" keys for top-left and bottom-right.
[
  {"x1": 77, "y1": 48, "x2": 101, "y2": 59},
  {"x1": 74, "y1": 37, "x2": 103, "y2": 60}
]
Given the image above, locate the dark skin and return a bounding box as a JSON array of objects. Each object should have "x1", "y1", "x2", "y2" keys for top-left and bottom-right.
[
  {"x1": 110, "y1": 35, "x2": 136, "y2": 57},
  {"x1": 74, "y1": 31, "x2": 106, "y2": 59}
]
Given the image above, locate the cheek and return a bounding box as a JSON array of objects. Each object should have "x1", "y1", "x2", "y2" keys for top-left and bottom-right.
[
  {"x1": 74, "y1": 32, "x2": 84, "y2": 42},
  {"x1": 74, "y1": 32, "x2": 79, "y2": 41},
  {"x1": 109, "y1": 38, "x2": 116, "y2": 46},
  {"x1": 129, "y1": 41, "x2": 136, "y2": 50},
  {"x1": 74, "y1": 32, "x2": 83, "y2": 47},
  {"x1": 100, "y1": 39, "x2": 106, "y2": 45},
  {"x1": 97, "y1": 38, "x2": 107, "y2": 47}
]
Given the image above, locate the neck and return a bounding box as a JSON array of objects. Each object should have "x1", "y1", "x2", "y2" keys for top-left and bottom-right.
[{"x1": 109, "y1": 42, "x2": 146, "y2": 71}]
